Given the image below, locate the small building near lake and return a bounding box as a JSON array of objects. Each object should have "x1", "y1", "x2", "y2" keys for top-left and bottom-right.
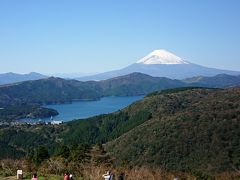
[{"x1": 51, "y1": 120, "x2": 63, "y2": 125}]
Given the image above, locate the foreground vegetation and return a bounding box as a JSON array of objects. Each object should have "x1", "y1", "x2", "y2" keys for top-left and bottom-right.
[
  {"x1": 0, "y1": 87, "x2": 240, "y2": 179},
  {"x1": 0, "y1": 159, "x2": 197, "y2": 180}
]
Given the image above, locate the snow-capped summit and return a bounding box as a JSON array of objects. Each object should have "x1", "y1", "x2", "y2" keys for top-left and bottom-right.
[
  {"x1": 137, "y1": 49, "x2": 189, "y2": 65},
  {"x1": 77, "y1": 49, "x2": 240, "y2": 81}
]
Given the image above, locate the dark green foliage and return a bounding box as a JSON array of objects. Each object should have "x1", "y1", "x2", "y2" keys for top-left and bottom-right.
[
  {"x1": 54, "y1": 143, "x2": 91, "y2": 163},
  {"x1": 0, "y1": 105, "x2": 58, "y2": 122},
  {"x1": 0, "y1": 141, "x2": 25, "y2": 159},
  {"x1": 32, "y1": 146, "x2": 49, "y2": 166},
  {"x1": 0, "y1": 77, "x2": 101, "y2": 107},
  {"x1": 107, "y1": 88, "x2": 240, "y2": 175},
  {"x1": 56, "y1": 145, "x2": 70, "y2": 159},
  {"x1": 0, "y1": 125, "x2": 60, "y2": 159},
  {"x1": 62, "y1": 110, "x2": 152, "y2": 144},
  {"x1": 146, "y1": 87, "x2": 208, "y2": 97},
  {"x1": 68, "y1": 144, "x2": 91, "y2": 163}
]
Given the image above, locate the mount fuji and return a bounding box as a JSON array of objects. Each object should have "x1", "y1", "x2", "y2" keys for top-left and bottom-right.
[{"x1": 78, "y1": 49, "x2": 240, "y2": 81}]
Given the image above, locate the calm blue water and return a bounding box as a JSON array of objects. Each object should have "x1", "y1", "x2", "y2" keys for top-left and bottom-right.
[{"x1": 21, "y1": 96, "x2": 144, "y2": 123}]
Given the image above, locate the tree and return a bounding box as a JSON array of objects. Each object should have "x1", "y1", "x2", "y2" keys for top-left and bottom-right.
[
  {"x1": 33, "y1": 146, "x2": 49, "y2": 166},
  {"x1": 56, "y1": 145, "x2": 70, "y2": 159}
]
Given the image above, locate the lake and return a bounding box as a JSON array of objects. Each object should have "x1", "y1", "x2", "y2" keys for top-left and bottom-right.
[{"x1": 21, "y1": 96, "x2": 144, "y2": 123}]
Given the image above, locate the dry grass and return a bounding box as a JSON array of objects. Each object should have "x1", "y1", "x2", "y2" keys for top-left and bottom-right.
[
  {"x1": 215, "y1": 172, "x2": 240, "y2": 180},
  {"x1": 80, "y1": 165, "x2": 195, "y2": 180},
  {"x1": 0, "y1": 176, "x2": 16, "y2": 180},
  {"x1": 1, "y1": 159, "x2": 240, "y2": 180}
]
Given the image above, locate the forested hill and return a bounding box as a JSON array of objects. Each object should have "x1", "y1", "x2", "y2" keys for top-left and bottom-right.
[
  {"x1": 0, "y1": 87, "x2": 239, "y2": 177},
  {"x1": 1, "y1": 72, "x2": 240, "y2": 107},
  {"x1": 0, "y1": 73, "x2": 186, "y2": 106},
  {"x1": 100, "y1": 72, "x2": 185, "y2": 96},
  {"x1": 106, "y1": 87, "x2": 240, "y2": 174},
  {"x1": 0, "y1": 77, "x2": 101, "y2": 106}
]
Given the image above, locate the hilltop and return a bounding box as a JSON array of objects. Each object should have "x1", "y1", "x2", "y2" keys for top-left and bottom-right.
[{"x1": 0, "y1": 72, "x2": 46, "y2": 85}]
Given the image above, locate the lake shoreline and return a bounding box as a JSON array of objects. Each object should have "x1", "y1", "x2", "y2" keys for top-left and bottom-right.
[{"x1": 19, "y1": 95, "x2": 144, "y2": 123}]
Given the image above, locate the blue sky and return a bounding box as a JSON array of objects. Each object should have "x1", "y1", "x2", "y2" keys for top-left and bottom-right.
[{"x1": 0, "y1": 0, "x2": 239, "y2": 74}]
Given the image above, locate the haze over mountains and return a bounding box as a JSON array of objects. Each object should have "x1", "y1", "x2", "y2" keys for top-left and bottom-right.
[
  {"x1": 0, "y1": 72, "x2": 46, "y2": 85},
  {"x1": 0, "y1": 49, "x2": 239, "y2": 85},
  {"x1": 183, "y1": 74, "x2": 240, "y2": 88},
  {"x1": 78, "y1": 49, "x2": 240, "y2": 81}
]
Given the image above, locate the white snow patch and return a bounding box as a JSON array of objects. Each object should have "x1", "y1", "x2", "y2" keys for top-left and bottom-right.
[{"x1": 137, "y1": 49, "x2": 188, "y2": 65}]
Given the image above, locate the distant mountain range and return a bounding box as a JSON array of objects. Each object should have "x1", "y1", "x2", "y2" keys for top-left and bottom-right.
[
  {"x1": 50, "y1": 72, "x2": 96, "y2": 79},
  {"x1": 0, "y1": 72, "x2": 240, "y2": 108},
  {"x1": 0, "y1": 72, "x2": 46, "y2": 85},
  {"x1": 77, "y1": 49, "x2": 240, "y2": 81},
  {"x1": 183, "y1": 74, "x2": 240, "y2": 88},
  {"x1": 1, "y1": 49, "x2": 239, "y2": 85}
]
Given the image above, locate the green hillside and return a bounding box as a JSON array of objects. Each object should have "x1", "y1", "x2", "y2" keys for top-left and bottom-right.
[
  {"x1": 0, "y1": 77, "x2": 101, "y2": 106},
  {"x1": 0, "y1": 87, "x2": 239, "y2": 177},
  {"x1": 106, "y1": 88, "x2": 240, "y2": 175}
]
